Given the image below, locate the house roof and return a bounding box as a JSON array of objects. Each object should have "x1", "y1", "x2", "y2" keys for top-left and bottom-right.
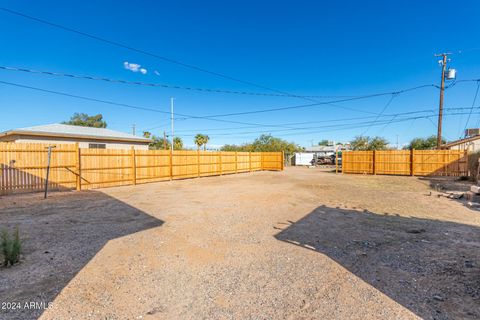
[
  {"x1": 304, "y1": 145, "x2": 337, "y2": 152},
  {"x1": 1, "y1": 124, "x2": 152, "y2": 143},
  {"x1": 441, "y1": 134, "x2": 480, "y2": 149}
]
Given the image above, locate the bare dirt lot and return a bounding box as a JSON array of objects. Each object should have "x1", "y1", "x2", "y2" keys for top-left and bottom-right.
[{"x1": 1, "y1": 167, "x2": 479, "y2": 319}]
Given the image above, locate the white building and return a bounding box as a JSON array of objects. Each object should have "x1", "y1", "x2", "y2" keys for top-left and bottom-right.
[{"x1": 0, "y1": 124, "x2": 152, "y2": 150}]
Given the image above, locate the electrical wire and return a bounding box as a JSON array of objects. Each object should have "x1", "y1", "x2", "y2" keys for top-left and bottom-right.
[
  {"x1": 0, "y1": 80, "x2": 297, "y2": 129},
  {"x1": 463, "y1": 80, "x2": 480, "y2": 131},
  {"x1": 177, "y1": 110, "x2": 480, "y2": 138},
  {"x1": 0, "y1": 65, "x2": 438, "y2": 116},
  {"x1": 0, "y1": 7, "x2": 350, "y2": 100},
  {"x1": 360, "y1": 93, "x2": 398, "y2": 135},
  {"x1": 0, "y1": 65, "x2": 356, "y2": 99}
]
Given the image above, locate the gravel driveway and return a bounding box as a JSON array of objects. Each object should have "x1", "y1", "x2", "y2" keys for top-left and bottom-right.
[{"x1": 0, "y1": 167, "x2": 479, "y2": 319}]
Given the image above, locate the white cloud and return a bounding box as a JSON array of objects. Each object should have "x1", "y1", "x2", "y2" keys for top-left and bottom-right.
[{"x1": 123, "y1": 61, "x2": 148, "y2": 74}]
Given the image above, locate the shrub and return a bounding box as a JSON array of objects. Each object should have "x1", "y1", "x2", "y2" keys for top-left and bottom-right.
[{"x1": 1, "y1": 227, "x2": 21, "y2": 267}]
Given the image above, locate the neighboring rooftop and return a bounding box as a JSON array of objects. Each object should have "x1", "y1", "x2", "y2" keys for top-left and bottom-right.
[
  {"x1": 441, "y1": 134, "x2": 480, "y2": 149},
  {"x1": 304, "y1": 145, "x2": 337, "y2": 152},
  {"x1": 0, "y1": 123, "x2": 152, "y2": 143}
]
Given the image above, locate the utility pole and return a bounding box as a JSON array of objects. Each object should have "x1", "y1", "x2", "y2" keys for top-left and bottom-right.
[
  {"x1": 170, "y1": 97, "x2": 175, "y2": 153},
  {"x1": 435, "y1": 52, "x2": 452, "y2": 148},
  {"x1": 163, "y1": 130, "x2": 167, "y2": 150},
  {"x1": 44, "y1": 145, "x2": 56, "y2": 199},
  {"x1": 132, "y1": 123, "x2": 136, "y2": 136}
]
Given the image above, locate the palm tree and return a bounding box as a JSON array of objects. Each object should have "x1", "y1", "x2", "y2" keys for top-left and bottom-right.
[
  {"x1": 173, "y1": 137, "x2": 183, "y2": 150},
  {"x1": 194, "y1": 134, "x2": 205, "y2": 150},
  {"x1": 203, "y1": 135, "x2": 210, "y2": 151}
]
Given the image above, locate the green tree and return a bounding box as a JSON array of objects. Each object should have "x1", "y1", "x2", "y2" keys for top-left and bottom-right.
[
  {"x1": 220, "y1": 134, "x2": 303, "y2": 153},
  {"x1": 148, "y1": 134, "x2": 169, "y2": 150},
  {"x1": 203, "y1": 135, "x2": 210, "y2": 151},
  {"x1": 350, "y1": 136, "x2": 370, "y2": 151},
  {"x1": 318, "y1": 139, "x2": 330, "y2": 146},
  {"x1": 351, "y1": 135, "x2": 389, "y2": 151},
  {"x1": 194, "y1": 134, "x2": 206, "y2": 150},
  {"x1": 368, "y1": 136, "x2": 389, "y2": 150},
  {"x1": 143, "y1": 131, "x2": 152, "y2": 139},
  {"x1": 220, "y1": 144, "x2": 246, "y2": 151},
  {"x1": 173, "y1": 137, "x2": 183, "y2": 150},
  {"x1": 63, "y1": 113, "x2": 107, "y2": 128},
  {"x1": 406, "y1": 135, "x2": 444, "y2": 150}
]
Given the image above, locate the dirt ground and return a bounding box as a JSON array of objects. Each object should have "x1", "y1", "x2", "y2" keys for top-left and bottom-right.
[{"x1": 0, "y1": 167, "x2": 479, "y2": 320}]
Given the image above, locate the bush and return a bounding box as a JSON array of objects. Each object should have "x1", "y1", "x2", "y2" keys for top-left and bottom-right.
[{"x1": 1, "y1": 227, "x2": 21, "y2": 267}]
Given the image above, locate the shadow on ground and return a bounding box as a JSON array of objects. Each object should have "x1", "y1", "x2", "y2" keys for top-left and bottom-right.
[
  {"x1": 0, "y1": 191, "x2": 163, "y2": 320},
  {"x1": 275, "y1": 205, "x2": 480, "y2": 320}
]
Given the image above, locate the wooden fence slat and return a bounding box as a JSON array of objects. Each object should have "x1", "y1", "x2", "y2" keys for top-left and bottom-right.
[
  {"x1": 0, "y1": 142, "x2": 283, "y2": 194},
  {"x1": 342, "y1": 149, "x2": 467, "y2": 176}
]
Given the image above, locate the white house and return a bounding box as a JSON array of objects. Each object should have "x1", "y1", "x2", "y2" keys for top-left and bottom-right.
[{"x1": 0, "y1": 124, "x2": 152, "y2": 150}]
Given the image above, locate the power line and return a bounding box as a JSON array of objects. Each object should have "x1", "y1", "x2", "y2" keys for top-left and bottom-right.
[
  {"x1": 0, "y1": 80, "x2": 297, "y2": 129},
  {"x1": 0, "y1": 7, "x2": 444, "y2": 118},
  {"x1": 200, "y1": 84, "x2": 438, "y2": 118},
  {"x1": 0, "y1": 7, "x2": 332, "y2": 99},
  {"x1": 2, "y1": 78, "x2": 472, "y2": 139},
  {"x1": 0, "y1": 65, "x2": 356, "y2": 99},
  {"x1": 177, "y1": 109, "x2": 480, "y2": 138},
  {"x1": 361, "y1": 93, "x2": 398, "y2": 135},
  {"x1": 0, "y1": 65, "x2": 442, "y2": 119},
  {"x1": 0, "y1": 65, "x2": 425, "y2": 116},
  {"x1": 463, "y1": 80, "x2": 480, "y2": 132}
]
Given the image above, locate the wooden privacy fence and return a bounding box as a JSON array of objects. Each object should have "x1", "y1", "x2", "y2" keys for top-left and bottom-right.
[
  {"x1": 0, "y1": 142, "x2": 283, "y2": 195},
  {"x1": 342, "y1": 150, "x2": 468, "y2": 176}
]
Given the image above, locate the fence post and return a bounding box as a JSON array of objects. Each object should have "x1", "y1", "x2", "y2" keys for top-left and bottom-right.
[
  {"x1": 169, "y1": 148, "x2": 173, "y2": 180},
  {"x1": 410, "y1": 149, "x2": 414, "y2": 176},
  {"x1": 131, "y1": 147, "x2": 136, "y2": 185},
  {"x1": 281, "y1": 151, "x2": 284, "y2": 171},
  {"x1": 235, "y1": 151, "x2": 238, "y2": 173},
  {"x1": 261, "y1": 152, "x2": 264, "y2": 170},
  {"x1": 197, "y1": 149, "x2": 200, "y2": 177},
  {"x1": 335, "y1": 148, "x2": 338, "y2": 174},
  {"x1": 249, "y1": 151, "x2": 252, "y2": 172},
  {"x1": 75, "y1": 143, "x2": 81, "y2": 191},
  {"x1": 219, "y1": 152, "x2": 223, "y2": 176},
  {"x1": 373, "y1": 150, "x2": 376, "y2": 175},
  {"x1": 465, "y1": 150, "x2": 469, "y2": 177}
]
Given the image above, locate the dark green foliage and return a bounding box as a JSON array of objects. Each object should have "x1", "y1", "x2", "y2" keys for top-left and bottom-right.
[
  {"x1": 1, "y1": 227, "x2": 21, "y2": 267},
  {"x1": 63, "y1": 113, "x2": 107, "y2": 128},
  {"x1": 406, "y1": 135, "x2": 445, "y2": 150},
  {"x1": 194, "y1": 134, "x2": 210, "y2": 150},
  {"x1": 147, "y1": 135, "x2": 183, "y2": 150},
  {"x1": 220, "y1": 134, "x2": 303, "y2": 153},
  {"x1": 318, "y1": 139, "x2": 330, "y2": 146},
  {"x1": 350, "y1": 135, "x2": 389, "y2": 151}
]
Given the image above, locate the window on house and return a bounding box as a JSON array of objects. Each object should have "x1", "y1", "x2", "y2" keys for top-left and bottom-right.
[{"x1": 88, "y1": 143, "x2": 106, "y2": 149}]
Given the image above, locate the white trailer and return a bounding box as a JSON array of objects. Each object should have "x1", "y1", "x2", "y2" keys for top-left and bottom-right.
[{"x1": 294, "y1": 153, "x2": 314, "y2": 166}]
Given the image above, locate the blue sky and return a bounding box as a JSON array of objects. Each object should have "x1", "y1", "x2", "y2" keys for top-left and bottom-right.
[{"x1": 1, "y1": 0, "x2": 480, "y2": 148}]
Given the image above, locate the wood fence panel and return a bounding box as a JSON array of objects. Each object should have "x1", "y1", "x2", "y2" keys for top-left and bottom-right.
[
  {"x1": 135, "y1": 149, "x2": 170, "y2": 184},
  {"x1": 413, "y1": 150, "x2": 467, "y2": 176},
  {"x1": 342, "y1": 151, "x2": 374, "y2": 174},
  {"x1": 0, "y1": 142, "x2": 76, "y2": 195},
  {"x1": 0, "y1": 142, "x2": 283, "y2": 194},
  {"x1": 199, "y1": 151, "x2": 221, "y2": 176},
  {"x1": 172, "y1": 150, "x2": 198, "y2": 179},
  {"x1": 220, "y1": 152, "x2": 236, "y2": 174},
  {"x1": 342, "y1": 150, "x2": 467, "y2": 176},
  {"x1": 262, "y1": 152, "x2": 284, "y2": 170},
  {"x1": 80, "y1": 149, "x2": 132, "y2": 189},
  {"x1": 250, "y1": 152, "x2": 262, "y2": 171},
  {"x1": 236, "y1": 152, "x2": 250, "y2": 172},
  {"x1": 375, "y1": 150, "x2": 411, "y2": 175}
]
